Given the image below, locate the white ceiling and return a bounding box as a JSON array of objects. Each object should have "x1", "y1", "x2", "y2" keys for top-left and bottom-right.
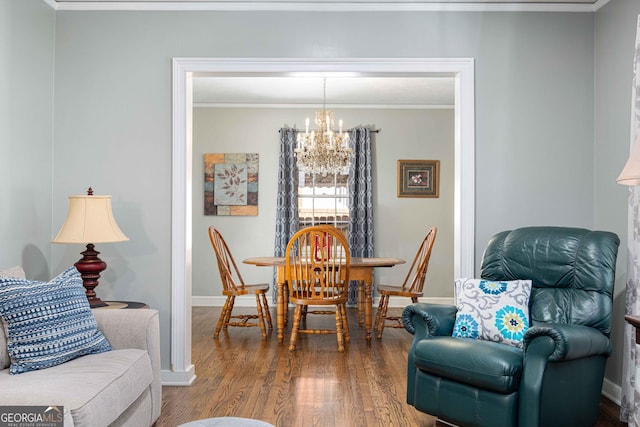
[{"x1": 192, "y1": 76, "x2": 456, "y2": 108}]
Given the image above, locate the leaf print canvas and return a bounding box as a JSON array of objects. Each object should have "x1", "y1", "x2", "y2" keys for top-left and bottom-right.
[
  {"x1": 204, "y1": 153, "x2": 258, "y2": 216},
  {"x1": 214, "y1": 163, "x2": 247, "y2": 206}
]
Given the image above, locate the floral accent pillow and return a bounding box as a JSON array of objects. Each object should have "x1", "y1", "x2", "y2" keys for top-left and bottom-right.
[{"x1": 452, "y1": 278, "x2": 532, "y2": 348}]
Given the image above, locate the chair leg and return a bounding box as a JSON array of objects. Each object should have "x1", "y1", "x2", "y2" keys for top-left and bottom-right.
[
  {"x1": 335, "y1": 304, "x2": 345, "y2": 352},
  {"x1": 376, "y1": 295, "x2": 390, "y2": 339},
  {"x1": 374, "y1": 295, "x2": 385, "y2": 336},
  {"x1": 214, "y1": 295, "x2": 234, "y2": 338},
  {"x1": 255, "y1": 294, "x2": 268, "y2": 339},
  {"x1": 224, "y1": 296, "x2": 236, "y2": 327},
  {"x1": 261, "y1": 293, "x2": 273, "y2": 329},
  {"x1": 340, "y1": 303, "x2": 350, "y2": 343},
  {"x1": 283, "y1": 287, "x2": 289, "y2": 326},
  {"x1": 289, "y1": 304, "x2": 303, "y2": 351}
]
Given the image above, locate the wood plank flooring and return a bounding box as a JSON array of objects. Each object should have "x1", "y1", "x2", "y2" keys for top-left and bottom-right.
[{"x1": 156, "y1": 306, "x2": 627, "y2": 427}]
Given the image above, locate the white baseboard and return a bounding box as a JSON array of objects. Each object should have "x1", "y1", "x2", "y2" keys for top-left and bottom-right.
[
  {"x1": 161, "y1": 364, "x2": 196, "y2": 386},
  {"x1": 388, "y1": 296, "x2": 455, "y2": 307},
  {"x1": 191, "y1": 295, "x2": 455, "y2": 307},
  {"x1": 601, "y1": 377, "x2": 622, "y2": 406},
  {"x1": 192, "y1": 295, "x2": 230, "y2": 306}
]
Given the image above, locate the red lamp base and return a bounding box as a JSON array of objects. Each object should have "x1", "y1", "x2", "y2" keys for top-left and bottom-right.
[{"x1": 75, "y1": 243, "x2": 108, "y2": 308}]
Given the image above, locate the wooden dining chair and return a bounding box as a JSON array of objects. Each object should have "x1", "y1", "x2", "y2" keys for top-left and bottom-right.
[
  {"x1": 285, "y1": 225, "x2": 351, "y2": 351},
  {"x1": 208, "y1": 226, "x2": 272, "y2": 339},
  {"x1": 374, "y1": 227, "x2": 437, "y2": 339}
]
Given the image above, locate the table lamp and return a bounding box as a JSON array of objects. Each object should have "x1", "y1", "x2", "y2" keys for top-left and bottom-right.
[
  {"x1": 52, "y1": 187, "x2": 129, "y2": 308},
  {"x1": 618, "y1": 132, "x2": 640, "y2": 185}
]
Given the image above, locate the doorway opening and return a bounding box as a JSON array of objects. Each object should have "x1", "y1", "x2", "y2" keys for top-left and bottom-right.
[{"x1": 168, "y1": 58, "x2": 475, "y2": 385}]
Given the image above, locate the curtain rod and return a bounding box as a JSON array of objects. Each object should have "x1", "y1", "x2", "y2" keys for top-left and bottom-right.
[{"x1": 279, "y1": 128, "x2": 381, "y2": 133}]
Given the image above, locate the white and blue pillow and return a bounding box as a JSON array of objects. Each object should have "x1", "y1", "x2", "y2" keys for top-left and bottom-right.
[
  {"x1": 0, "y1": 266, "x2": 111, "y2": 374},
  {"x1": 452, "y1": 278, "x2": 532, "y2": 348}
]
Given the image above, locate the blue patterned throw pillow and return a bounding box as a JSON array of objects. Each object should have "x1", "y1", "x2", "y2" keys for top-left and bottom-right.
[
  {"x1": 452, "y1": 278, "x2": 532, "y2": 348},
  {"x1": 0, "y1": 266, "x2": 111, "y2": 374}
]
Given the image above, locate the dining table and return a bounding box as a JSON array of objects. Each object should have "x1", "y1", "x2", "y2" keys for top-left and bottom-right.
[{"x1": 243, "y1": 256, "x2": 405, "y2": 343}]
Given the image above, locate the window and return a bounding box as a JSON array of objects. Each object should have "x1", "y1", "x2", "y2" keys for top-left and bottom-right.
[{"x1": 298, "y1": 172, "x2": 349, "y2": 235}]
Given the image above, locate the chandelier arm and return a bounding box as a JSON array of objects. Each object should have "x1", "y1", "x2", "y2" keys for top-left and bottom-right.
[{"x1": 294, "y1": 78, "x2": 353, "y2": 176}]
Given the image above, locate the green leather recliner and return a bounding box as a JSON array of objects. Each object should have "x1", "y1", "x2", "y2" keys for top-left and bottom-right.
[{"x1": 402, "y1": 226, "x2": 620, "y2": 427}]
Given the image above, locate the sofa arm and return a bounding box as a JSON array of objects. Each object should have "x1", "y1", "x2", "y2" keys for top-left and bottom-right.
[
  {"x1": 402, "y1": 303, "x2": 457, "y2": 339},
  {"x1": 93, "y1": 309, "x2": 161, "y2": 423},
  {"x1": 523, "y1": 323, "x2": 611, "y2": 362}
]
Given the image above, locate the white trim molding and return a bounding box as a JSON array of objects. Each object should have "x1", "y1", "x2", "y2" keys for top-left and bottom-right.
[
  {"x1": 41, "y1": 0, "x2": 57, "y2": 9},
  {"x1": 161, "y1": 365, "x2": 196, "y2": 387},
  {"x1": 192, "y1": 102, "x2": 456, "y2": 110},
  {"x1": 602, "y1": 378, "x2": 622, "y2": 406},
  {"x1": 47, "y1": 0, "x2": 609, "y2": 13},
  {"x1": 171, "y1": 57, "x2": 475, "y2": 386}
]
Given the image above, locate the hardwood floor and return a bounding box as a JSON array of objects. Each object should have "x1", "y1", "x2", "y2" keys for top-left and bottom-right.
[{"x1": 156, "y1": 306, "x2": 627, "y2": 427}]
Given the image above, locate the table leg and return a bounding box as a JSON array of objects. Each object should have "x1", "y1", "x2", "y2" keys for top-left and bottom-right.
[
  {"x1": 283, "y1": 283, "x2": 289, "y2": 326},
  {"x1": 358, "y1": 281, "x2": 365, "y2": 326},
  {"x1": 350, "y1": 267, "x2": 374, "y2": 340},
  {"x1": 365, "y1": 281, "x2": 373, "y2": 342},
  {"x1": 276, "y1": 279, "x2": 285, "y2": 343}
]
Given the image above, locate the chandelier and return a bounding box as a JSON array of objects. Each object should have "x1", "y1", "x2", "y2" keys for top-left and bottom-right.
[{"x1": 295, "y1": 78, "x2": 352, "y2": 176}]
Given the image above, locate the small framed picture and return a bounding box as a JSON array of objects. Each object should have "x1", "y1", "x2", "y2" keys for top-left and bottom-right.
[{"x1": 397, "y1": 160, "x2": 440, "y2": 198}]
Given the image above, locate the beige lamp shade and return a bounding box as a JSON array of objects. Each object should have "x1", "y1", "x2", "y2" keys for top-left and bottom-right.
[
  {"x1": 618, "y1": 132, "x2": 640, "y2": 186},
  {"x1": 52, "y1": 195, "x2": 129, "y2": 244}
]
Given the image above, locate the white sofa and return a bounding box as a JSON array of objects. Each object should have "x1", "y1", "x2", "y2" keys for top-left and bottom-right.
[{"x1": 0, "y1": 308, "x2": 162, "y2": 426}]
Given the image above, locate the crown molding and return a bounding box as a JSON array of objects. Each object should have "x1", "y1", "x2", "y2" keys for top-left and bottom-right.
[
  {"x1": 192, "y1": 102, "x2": 455, "y2": 109},
  {"x1": 44, "y1": 0, "x2": 610, "y2": 13}
]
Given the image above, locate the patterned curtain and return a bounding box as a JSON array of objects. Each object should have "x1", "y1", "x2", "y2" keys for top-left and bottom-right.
[
  {"x1": 274, "y1": 127, "x2": 374, "y2": 306},
  {"x1": 621, "y1": 15, "x2": 640, "y2": 426},
  {"x1": 273, "y1": 128, "x2": 299, "y2": 302},
  {"x1": 347, "y1": 128, "x2": 375, "y2": 305}
]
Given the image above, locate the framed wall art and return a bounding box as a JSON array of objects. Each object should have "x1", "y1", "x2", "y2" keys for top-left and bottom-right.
[
  {"x1": 397, "y1": 159, "x2": 440, "y2": 198},
  {"x1": 204, "y1": 153, "x2": 258, "y2": 216}
]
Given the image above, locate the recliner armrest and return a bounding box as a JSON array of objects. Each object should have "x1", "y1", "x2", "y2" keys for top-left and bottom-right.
[
  {"x1": 518, "y1": 323, "x2": 611, "y2": 427},
  {"x1": 402, "y1": 303, "x2": 457, "y2": 338},
  {"x1": 523, "y1": 323, "x2": 611, "y2": 361}
]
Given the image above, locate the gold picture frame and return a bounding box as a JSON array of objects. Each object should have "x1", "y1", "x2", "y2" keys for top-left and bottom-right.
[{"x1": 397, "y1": 160, "x2": 440, "y2": 198}]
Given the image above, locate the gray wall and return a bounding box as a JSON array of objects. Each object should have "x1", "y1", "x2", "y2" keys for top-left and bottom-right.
[
  {"x1": 0, "y1": 0, "x2": 54, "y2": 280},
  {"x1": 192, "y1": 107, "x2": 455, "y2": 300},
  {"x1": 51, "y1": 10, "x2": 603, "y2": 378}
]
